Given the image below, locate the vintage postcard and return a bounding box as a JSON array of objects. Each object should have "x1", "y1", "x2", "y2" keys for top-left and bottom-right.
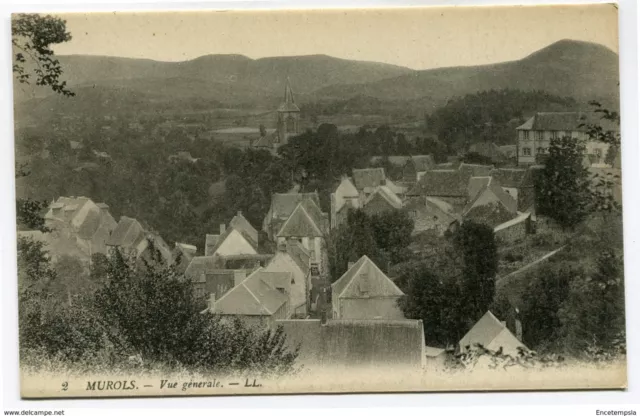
[{"x1": 12, "y1": 4, "x2": 625, "y2": 398}]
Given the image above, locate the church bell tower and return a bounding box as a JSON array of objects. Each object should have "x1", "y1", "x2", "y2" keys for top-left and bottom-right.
[{"x1": 275, "y1": 78, "x2": 300, "y2": 147}]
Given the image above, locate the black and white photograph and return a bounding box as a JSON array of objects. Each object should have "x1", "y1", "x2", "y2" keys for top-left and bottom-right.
[{"x1": 10, "y1": 4, "x2": 627, "y2": 397}]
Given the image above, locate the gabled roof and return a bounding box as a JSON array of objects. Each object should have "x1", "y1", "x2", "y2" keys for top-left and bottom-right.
[
  {"x1": 462, "y1": 176, "x2": 518, "y2": 226},
  {"x1": 426, "y1": 196, "x2": 456, "y2": 213},
  {"x1": 498, "y1": 145, "x2": 517, "y2": 156},
  {"x1": 407, "y1": 169, "x2": 468, "y2": 198},
  {"x1": 467, "y1": 176, "x2": 493, "y2": 201},
  {"x1": 369, "y1": 155, "x2": 412, "y2": 166},
  {"x1": 490, "y1": 168, "x2": 528, "y2": 188},
  {"x1": 176, "y1": 242, "x2": 197, "y2": 256},
  {"x1": 213, "y1": 268, "x2": 289, "y2": 316},
  {"x1": 284, "y1": 240, "x2": 311, "y2": 275},
  {"x1": 408, "y1": 155, "x2": 435, "y2": 172},
  {"x1": 468, "y1": 142, "x2": 503, "y2": 161},
  {"x1": 205, "y1": 226, "x2": 258, "y2": 257},
  {"x1": 215, "y1": 253, "x2": 274, "y2": 270},
  {"x1": 384, "y1": 179, "x2": 407, "y2": 195},
  {"x1": 459, "y1": 311, "x2": 527, "y2": 355},
  {"x1": 252, "y1": 132, "x2": 278, "y2": 148},
  {"x1": 270, "y1": 192, "x2": 321, "y2": 219},
  {"x1": 363, "y1": 186, "x2": 403, "y2": 210},
  {"x1": 405, "y1": 196, "x2": 460, "y2": 225},
  {"x1": 516, "y1": 112, "x2": 620, "y2": 132},
  {"x1": 204, "y1": 234, "x2": 219, "y2": 256},
  {"x1": 332, "y1": 255, "x2": 404, "y2": 299},
  {"x1": 277, "y1": 200, "x2": 325, "y2": 238},
  {"x1": 184, "y1": 256, "x2": 223, "y2": 283},
  {"x1": 76, "y1": 208, "x2": 102, "y2": 240},
  {"x1": 352, "y1": 168, "x2": 387, "y2": 190},
  {"x1": 229, "y1": 212, "x2": 258, "y2": 247},
  {"x1": 333, "y1": 177, "x2": 360, "y2": 211},
  {"x1": 106, "y1": 216, "x2": 145, "y2": 248},
  {"x1": 459, "y1": 163, "x2": 493, "y2": 177}
]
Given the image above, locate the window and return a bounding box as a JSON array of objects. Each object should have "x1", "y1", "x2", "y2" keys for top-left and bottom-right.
[
  {"x1": 286, "y1": 116, "x2": 296, "y2": 133},
  {"x1": 537, "y1": 147, "x2": 546, "y2": 154},
  {"x1": 522, "y1": 131, "x2": 530, "y2": 141},
  {"x1": 594, "y1": 148, "x2": 602, "y2": 162},
  {"x1": 195, "y1": 287, "x2": 204, "y2": 299},
  {"x1": 523, "y1": 147, "x2": 532, "y2": 156},
  {"x1": 551, "y1": 131, "x2": 559, "y2": 140},
  {"x1": 535, "y1": 131, "x2": 544, "y2": 141},
  {"x1": 409, "y1": 210, "x2": 417, "y2": 219}
]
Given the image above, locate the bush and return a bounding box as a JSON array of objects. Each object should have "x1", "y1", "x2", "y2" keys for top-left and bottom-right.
[{"x1": 504, "y1": 252, "x2": 524, "y2": 263}]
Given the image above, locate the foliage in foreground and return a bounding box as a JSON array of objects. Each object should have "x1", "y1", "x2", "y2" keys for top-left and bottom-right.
[{"x1": 18, "y1": 238, "x2": 299, "y2": 376}]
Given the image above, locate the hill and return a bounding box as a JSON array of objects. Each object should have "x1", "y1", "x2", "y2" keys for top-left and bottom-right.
[
  {"x1": 14, "y1": 53, "x2": 413, "y2": 102},
  {"x1": 314, "y1": 39, "x2": 620, "y2": 111},
  {"x1": 14, "y1": 39, "x2": 619, "y2": 123}
]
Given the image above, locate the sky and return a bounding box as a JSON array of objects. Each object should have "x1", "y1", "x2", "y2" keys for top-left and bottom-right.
[{"x1": 51, "y1": 4, "x2": 619, "y2": 70}]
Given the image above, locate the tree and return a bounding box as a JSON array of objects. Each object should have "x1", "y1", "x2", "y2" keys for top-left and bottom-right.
[
  {"x1": 397, "y1": 262, "x2": 466, "y2": 346},
  {"x1": 370, "y1": 210, "x2": 414, "y2": 264},
  {"x1": 581, "y1": 101, "x2": 621, "y2": 148},
  {"x1": 16, "y1": 197, "x2": 50, "y2": 232},
  {"x1": 534, "y1": 136, "x2": 591, "y2": 229},
  {"x1": 558, "y1": 249, "x2": 625, "y2": 356},
  {"x1": 93, "y1": 249, "x2": 299, "y2": 374},
  {"x1": 519, "y1": 262, "x2": 576, "y2": 350},
  {"x1": 454, "y1": 221, "x2": 498, "y2": 321},
  {"x1": 12, "y1": 14, "x2": 74, "y2": 96},
  {"x1": 462, "y1": 151, "x2": 493, "y2": 165},
  {"x1": 327, "y1": 210, "x2": 383, "y2": 281}
]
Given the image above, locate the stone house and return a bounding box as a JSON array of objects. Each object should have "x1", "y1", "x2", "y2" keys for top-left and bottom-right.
[
  {"x1": 184, "y1": 255, "x2": 248, "y2": 302},
  {"x1": 459, "y1": 311, "x2": 527, "y2": 357},
  {"x1": 105, "y1": 216, "x2": 172, "y2": 265},
  {"x1": 262, "y1": 240, "x2": 313, "y2": 317},
  {"x1": 406, "y1": 169, "x2": 470, "y2": 210},
  {"x1": 205, "y1": 212, "x2": 259, "y2": 257},
  {"x1": 275, "y1": 198, "x2": 328, "y2": 273},
  {"x1": 207, "y1": 268, "x2": 292, "y2": 329},
  {"x1": 263, "y1": 192, "x2": 322, "y2": 241},
  {"x1": 330, "y1": 177, "x2": 361, "y2": 229},
  {"x1": 331, "y1": 255, "x2": 405, "y2": 320},
  {"x1": 361, "y1": 185, "x2": 404, "y2": 216},
  {"x1": 44, "y1": 196, "x2": 118, "y2": 260}
]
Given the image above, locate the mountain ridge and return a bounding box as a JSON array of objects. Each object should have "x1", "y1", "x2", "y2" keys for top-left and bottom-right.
[{"x1": 14, "y1": 39, "x2": 620, "y2": 122}]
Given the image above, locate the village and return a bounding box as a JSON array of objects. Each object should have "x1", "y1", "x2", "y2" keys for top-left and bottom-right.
[{"x1": 16, "y1": 78, "x2": 623, "y2": 373}]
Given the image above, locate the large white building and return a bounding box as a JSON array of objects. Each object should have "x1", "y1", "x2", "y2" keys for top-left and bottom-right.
[{"x1": 516, "y1": 112, "x2": 619, "y2": 167}]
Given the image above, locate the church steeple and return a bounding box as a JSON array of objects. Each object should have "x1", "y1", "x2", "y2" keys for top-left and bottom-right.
[
  {"x1": 284, "y1": 78, "x2": 295, "y2": 107},
  {"x1": 275, "y1": 78, "x2": 300, "y2": 146},
  {"x1": 278, "y1": 78, "x2": 300, "y2": 113}
]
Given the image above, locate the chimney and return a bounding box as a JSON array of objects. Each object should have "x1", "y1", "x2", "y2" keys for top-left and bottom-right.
[
  {"x1": 220, "y1": 223, "x2": 226, "y2": 234},
  {"x1": 233, "y1": 269, "x2": 247, "y2": 286},
  {"x1": 380, "y1": 179, "x2": 386, "y2": 186},
  {"x1": 237, "y1": 211, "x2": 242, "y2": 217},
  {"x1": 208, "y1": 293, "x2": 216, "y2": 312}
]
